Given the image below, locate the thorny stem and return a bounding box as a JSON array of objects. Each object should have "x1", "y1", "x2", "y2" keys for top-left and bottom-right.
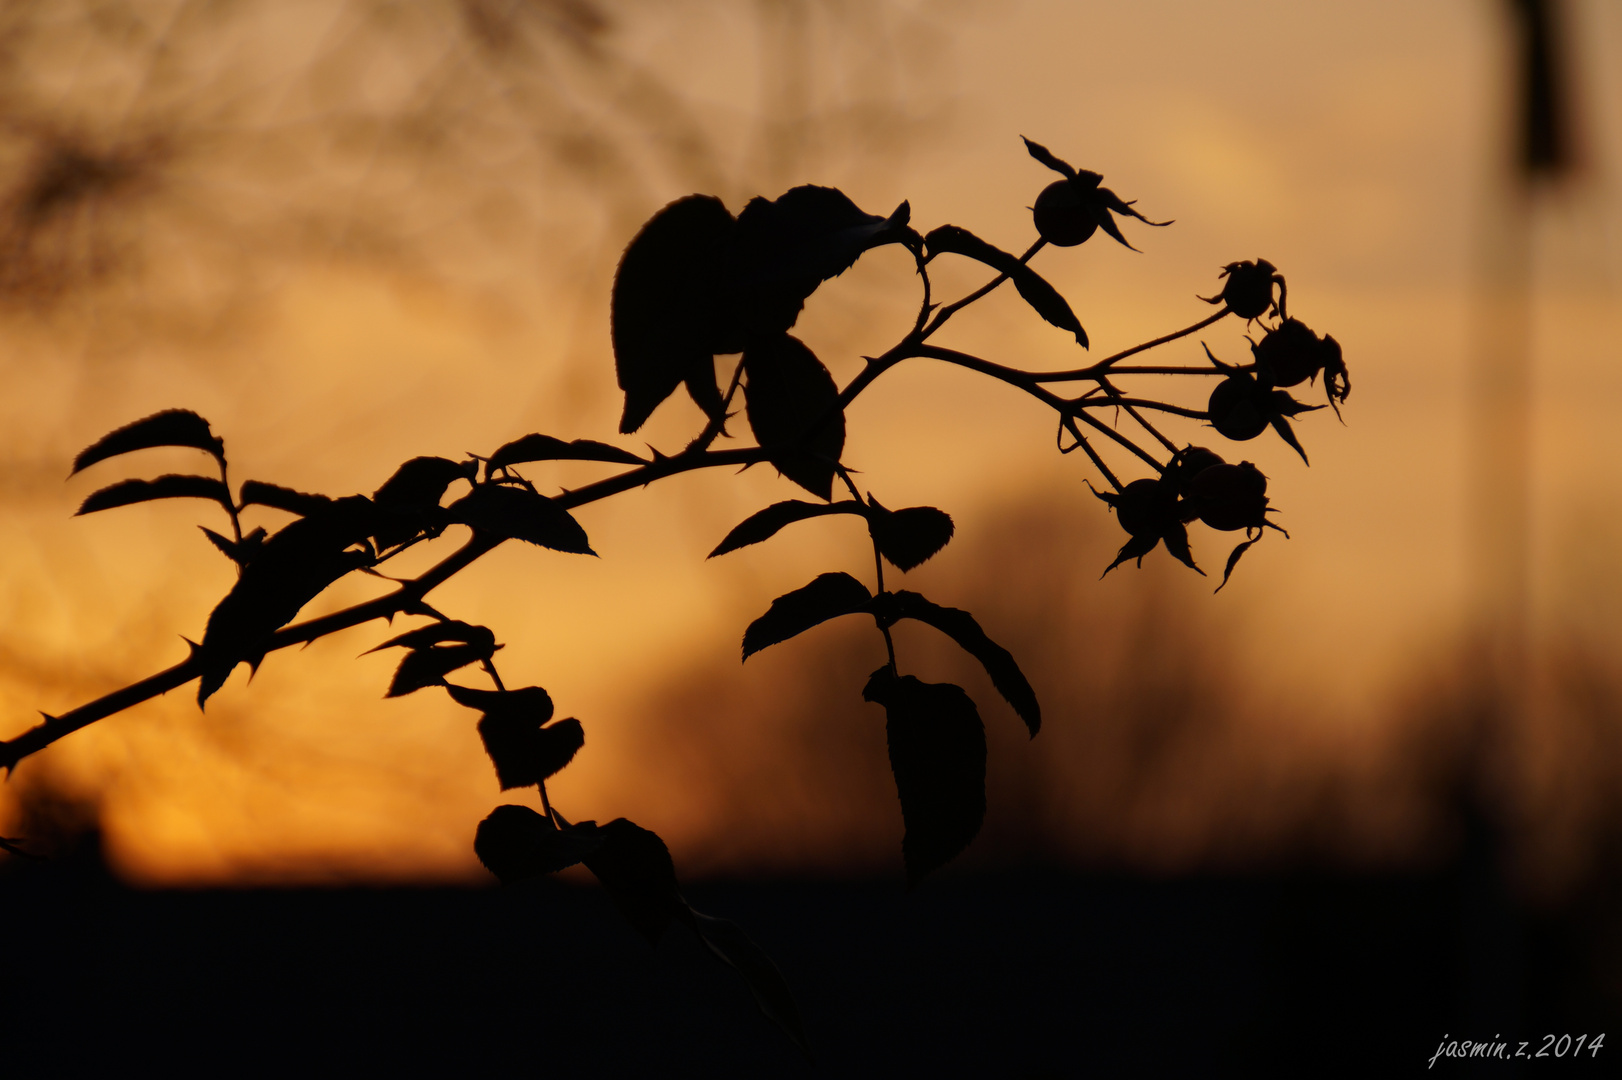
[
  {"x1": 2, "y1": 269, "x2": 1238, "y2": 773},
  {"x1": 684, "y1": 357, "x2": 747, "y2": 455},
  {"x1": 839, "y1": 469, "x2": 898, "y2": 674},
  {"x1": 1059, "y1": 417, "x2": 1123, "y2": 492}
]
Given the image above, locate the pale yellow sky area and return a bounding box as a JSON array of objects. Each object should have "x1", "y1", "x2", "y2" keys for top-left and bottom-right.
[{"x1": 2, "y1": 0, "x2": 1621, "y2": 885}]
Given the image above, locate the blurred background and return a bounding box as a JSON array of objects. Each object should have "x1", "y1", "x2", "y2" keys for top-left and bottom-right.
[{"x1": 1, "y1": 0, "x2": 1621, "y2": 1069}]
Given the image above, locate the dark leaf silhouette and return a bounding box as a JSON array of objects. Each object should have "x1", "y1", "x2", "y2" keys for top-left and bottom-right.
[
  {"x1": 612, "y1": 194, "x2": 737, "y2": 434},
  {"x1": 683, "y1": 907, "x2": 813, "y2": 1062},
  {"x1": 200, "y1": 525, "x2": 267, "y2": 567},
  {"x1": 741, "y1": 572, "x2": 872, "y2": 660},
  {"x1": 447, "y1": 484, "x2": 595, "y2": 555},
  {"x1": 239, "y1": 480, "x2": 333, "y2": 518},
  {"x1": 923, "y1": 225, "x2": 1088, "y2": 347},
  {"x1": 386, "y1": 642, "x2": 497, "y2": 698},
  {"x1": 71, "y1": 409, "x2": 224, "y2": 475},
  {"x1": 77, "y1": 474, "x2": 233, "y2": 516},
  {"x1": 200, "y1": 527, "x2": 238, "y2": 562},
  {"x1": 723, "y1": 186, "x2": 915, "y2": 339},
  {"x1": 743, "y1": 334, "x2": 844, "y2": 499},
  {"x1": 374, "y1": 456, "x2": 475, "y2": 509},
  {"x1": 197, "y1": 496, "x2": 381, "y2": 706},
  {"x1": 487, "y1": 434, "x2": 646, "y2": 472},
  {"x1": 364, "y1": 621, "x2": 496, "y2": 655},
  {"x1": 474, "y1": 805, "x2": 604, "y2": 884},
  {"x1": 878, "y1": 591, "x2": 1040, "y2": 736},
  {"x1": 866, "y1": 496, "x2": 955, "y2": 571},
  {"x1": 582, "y1": 818, "x2": 684, "y2": 946},
  {"x1": 478, "y1": 706, "x2": 584, "y2": 790},
  {"x1": 1102, "y1": 531, "x2": 1161, "y2": 577},
  {"x1": 862, "y1": 669, "x2": 986, "y2": 885},
  {"x1": 1021, "y1": 135, "x2": 1080, "y2": 181},
  {"x1": 708, "y1": 499, "x2": 865, "y2": 558}
]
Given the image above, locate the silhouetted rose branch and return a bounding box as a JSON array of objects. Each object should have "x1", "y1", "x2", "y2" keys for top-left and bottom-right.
[{"x1": 0, "y1": 139, "x2": 1349, "y2": 1057}]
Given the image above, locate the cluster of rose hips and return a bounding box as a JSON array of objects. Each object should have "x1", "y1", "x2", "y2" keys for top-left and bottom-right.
[{"x1": 1023, "y1": 139, "x2": 1347, "y2": 588}]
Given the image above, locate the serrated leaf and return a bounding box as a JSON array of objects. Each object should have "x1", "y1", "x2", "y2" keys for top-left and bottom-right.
[
  {"x1": 478, "y1": 714, "x2": 584, "y2": 790},
  {"x1": 582, "y1": 818, "x2": 684, "y2": 946},
  {"x1": 386, "y1": 642, "x2": 496, "y2": 698},
  {"x1": 196, "y1": 496, "x2": 381, "y2": 706},
  {"x1": 1021, "y1": 135, "x2": 1077, "y2": 180},
  {"x1": 862, "y1": 670, "x2": 986, "y2": 885},
  {"x1": 742, "y1": 334, "x2": 845, "y2": 499},
  {"x1": 447, "y1": 484, "x2": 594, "y2": 555},
  {"x1": 923, "y1": 225, "x2": 1087, "y2": 347},
  {"x1": 866, "y1": 497, "x2": 954, "y2": 571},
  {"x1": 741, "y1": 571, "x2": 872, "y2": 660},
  {"x1": 708, "y1": 499, "x2": 865, "y2": 559},
  {"x1": 613, "y1": 194, "x2": 737, "y2": 434},
  {"x1": 487, "y1": 433, "x2": 647, "y2": 472},
  {"x1": 879, "y1": 591, "x2": 1041, "y2": 737},
  {"x1": 722, "y1": 187, "x2": 914, "y2": 339},
  {"x1": 474, "y1": 805, "x2": 605, "y2": 885},
  {"x1": 200, "y1": 527, "x2": 239, "y2": 562},
  {"x1": 71, "y1": 409, "x2": 224, "y2": 475},
  {"x1": 76, "y1": 474, "x2": 233, "y2": 516},
  {"x1": 684, "y1": 906, "x2": 812, "y2": 1062},
  {"x1": 239, "y1": 480, "x2": 333, "y2": 518},
  {"x1": 364, "y1": 620, "x2": 496, "y2": 655},
  {"x1": 1215, "y1": 535, "x2": 1261, "y2": 594}
]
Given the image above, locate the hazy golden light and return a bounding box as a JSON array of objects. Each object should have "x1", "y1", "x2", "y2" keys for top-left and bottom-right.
[{"x1": 2, "y1": 0, "x2": 1620, "y2": 892}]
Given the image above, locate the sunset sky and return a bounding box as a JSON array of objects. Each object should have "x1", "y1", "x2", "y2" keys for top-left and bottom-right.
[{"x1": 1, "y1": 0, "x2": 1620, "y2": 887}]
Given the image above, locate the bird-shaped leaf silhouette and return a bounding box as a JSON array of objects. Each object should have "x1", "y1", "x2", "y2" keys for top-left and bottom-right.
[
  {"x1": 707, "y1": 499, "x2": 866, "y2": 559},
  {"x1": 742, "y1": 334, "x2": 845, "y2": 499},
  {"x1": 444, "y1": 682, "x2": 553, "y2": 716},
  {"x1": 386, "y1": 642, "x2": 497, "y2": 698},
  {"x1": 741, "y1": 572, "x2": 873, "y2": 660},
  {"x1": 612, "y1": 194, "x2": 737, "y2": 434},
  {"x1": 923, "y1": 225, "x2": 1088, "y2": 347},
  {"x1": 581, "y1": 818, "x2": 684, "y2": 946},
  {"x1": 723, "y1": 186, "x2": 915, "y2": 339},
  {"x1": 447, "y1": 484, "x2": 594, "y2": 554},
  {"x1": 196, "y1": 496, "x2": 381, "y2": 706},
  {"x1": 364, "y1": 620, "x2": 496, "y2": 655},
  {"x1": 486, "y1": 434, "x2": 647, "y2": 473},
  {"x1": 371, "y1": 457, "x2": 473, "y2": 549},
  {"x1": 71, "y1": 409, "x2": 224, "y2": 475},
  {"x1": 239, "y1": 480, "x2": 333, "y2": 518},
  {"x1": 862, "y1": 669, "x2": 986, "y2": 885},
  {"x1": 683, "y1": 906, "x2": 813, "y2": 1062},
  {"x1": 474, "y1": 805, "x2": 605, "y2": 885},
  {"x1": 876, "y1": 591, "x2": 1040, "y2": 736},
  {"x1": 76, "y1": 474, "x2": 233, "y2": 516},
  {"x1": 866, "y1": 496, "x2": 955, "y2": 571}
]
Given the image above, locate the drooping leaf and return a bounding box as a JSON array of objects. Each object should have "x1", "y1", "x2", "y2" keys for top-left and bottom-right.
[
  {"x1": 239, "y1": 480, "x2": 334, "y2": 518},
  {"x1": 364, "y1": 621, "x2": 496, "y2": 655},
  {"x1": 923, "y1": 225, "x2": 1087, "y2": 347},
  {"x1": 200, "y1": 527, "x2": 239, "y2": 562},
  {"x1": 866, "y1": 496, "x2": 954, "y2": 571},
  {"x1": 1021, "y1": 135, "x2": 1078, "y2": 181},
  {"x1": 582, "y1": 818, "x2": 684, "y2": 946},
  {"x1": 612, "y1": 194, "x2": 737, "y2": 434},
  {"x1": 741, "y1": 571, "x2": 872, "y2": 660},
  {"x1": 487, "y1": 434, "x2": 647, "y2": 473},
  {"x1": 447, "y1": 484, "x2": 595, "y2": 555},
  {"x1": 478, "y1": 714, "x2": 584, "y2": 790},
  {"x1": 1160, "y1": 522, "x2": 1203, "y2": 575},
  {"x1": 444, "y1": 683, "x2": 554, "y2": 717},
  {"x1": 722, "y1": 187, "x2": 915, "y2": 339},
  {"x1": 1269, "y1": 414, "x2": 1312, "y2": 466},
  {"x1": 683, "y1": 906, "x2": 813, "y2": 1062},
  {"x1": 707, "y1": 499, "x2": 865, "y2": 559},
  {"x1": 1216, "y1": 535, "x2": 1261, "y2": 594},
  {"x1": 71, "y1": 409, "x2": 224, "y2": 475},
  {"x1": 474, "y1": 805, "x2": 605, "y2": 884},
  {"x1": 742, "y1": 334, "x2": 845, "y2": 499},
  {"x1": 386, "y1": 642, "x2": 497, "y2": 698},
  {"x1": 862, "y1": 669, "x2": 986, "y2": 885},
  {"x1": 196, "y1": 496, "x2": 381, "y2": 706},
  {"x1": 878, "y1": 591, "x2": 1041, "y2": 736},
  {"x1": 76, "y1": 474, "x2": 234, "y2": 516}
]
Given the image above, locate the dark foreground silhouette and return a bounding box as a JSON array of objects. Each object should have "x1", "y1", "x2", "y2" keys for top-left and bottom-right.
[{"x1": 4, "y1": 831, "x2": 1618, "y2": 1078}]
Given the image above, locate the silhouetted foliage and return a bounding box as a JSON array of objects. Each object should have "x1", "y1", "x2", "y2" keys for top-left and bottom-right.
[{"x1": 3, "y1": 138, "x2": 1354, "y2": 1058}]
